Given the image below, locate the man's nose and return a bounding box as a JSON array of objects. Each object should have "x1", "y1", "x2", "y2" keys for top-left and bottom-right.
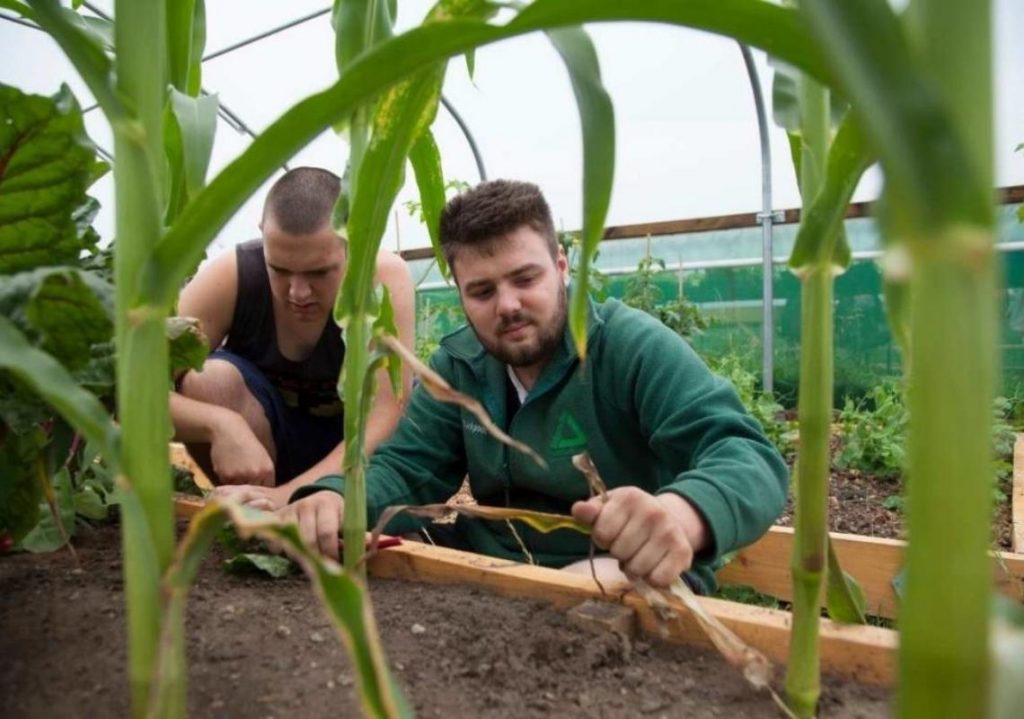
[
  {"x1": 495, "y1": 285, "x2": 522, "y2": 316},
  {"x1": 289, "y1": 276, "x2": 312, "y2": 300}
]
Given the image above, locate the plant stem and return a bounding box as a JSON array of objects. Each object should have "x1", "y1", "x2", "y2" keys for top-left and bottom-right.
[
  {"x1": 784, "y1": 70, "x2": 830, "y2": 719},
  {"x1": 899, "y1": 238, "x2": 995, "y2": 718},
  {"x1": 114, "y1": 0, "x2": 177, "y2": 715},
  {"x1": 341, "y1": 310, "x2": 370, "y2": 575},
  {"x1": 898, "y1": 2, "x2": 993, "y2": 716}
]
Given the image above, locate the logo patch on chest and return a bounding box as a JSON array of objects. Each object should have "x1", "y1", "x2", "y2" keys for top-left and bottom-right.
[{"x1": 550, "y1": 411, "x2": 587, "y2": 455}]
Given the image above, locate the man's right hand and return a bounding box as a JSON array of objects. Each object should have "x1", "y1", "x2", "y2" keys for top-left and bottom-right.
[
  {"x1": 209, "y1": 415, "x2": 275, "y2": 486},
  {"x1": 277, "y1": 491, "x2": 345, "y2": 561}
]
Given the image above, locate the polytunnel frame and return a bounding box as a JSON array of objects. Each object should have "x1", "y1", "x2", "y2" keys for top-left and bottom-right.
[{"x1": 0, "y1": 6, "x2": 780, "y2": 391}]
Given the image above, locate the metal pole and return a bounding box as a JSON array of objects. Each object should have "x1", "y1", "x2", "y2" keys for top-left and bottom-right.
[
  {"x1": 737, "y1": 43, "x2": 779, "y2": 395},
  {"x1": 441, "y1": 96, "x2": 487, "y2": 182}
]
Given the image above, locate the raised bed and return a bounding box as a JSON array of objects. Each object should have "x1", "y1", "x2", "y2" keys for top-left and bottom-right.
[{"x1": 173, "y1": 493, "x2": 896, "y2": 686}]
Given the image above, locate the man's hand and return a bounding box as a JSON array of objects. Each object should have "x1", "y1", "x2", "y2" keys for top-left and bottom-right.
[
  {"x1": 277, "y1": 491, "x2": 345, "y2": 561},
  {"x1": 212, "y1": 484, "x2": 289, "y2": 512},
  {"x1": 209, "y1": 414, "x2": 275, "y2": 486},
  {"x1": 571, "y1": 487, "x2": 709, "y2": 588}
]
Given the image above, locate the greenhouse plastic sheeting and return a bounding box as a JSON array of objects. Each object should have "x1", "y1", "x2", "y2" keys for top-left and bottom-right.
[{"x1": 410, "y1": 203, "x2": 1024, "y2": 404}]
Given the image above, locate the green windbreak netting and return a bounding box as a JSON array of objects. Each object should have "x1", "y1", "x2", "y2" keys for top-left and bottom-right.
[{"x1": 409, "y1": 203, "x2": 1024, "y2": 405}]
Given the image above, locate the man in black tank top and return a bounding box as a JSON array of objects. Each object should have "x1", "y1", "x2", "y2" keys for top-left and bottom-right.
[{"x1": 169, "y1": 167, "x2": 414, "y2": 510}]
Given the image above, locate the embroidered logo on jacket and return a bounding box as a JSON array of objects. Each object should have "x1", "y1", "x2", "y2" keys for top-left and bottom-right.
[{"x1": 550, "y1": 411, "x2": 587, "y2": 455}]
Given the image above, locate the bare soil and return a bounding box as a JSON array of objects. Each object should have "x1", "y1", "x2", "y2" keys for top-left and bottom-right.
[
  {"x1": 774, "y1": 467, "x2": 1014, "y2": 551},
  {"x1": 1, "y1": 522, "x2": 889, "y2": 718}
]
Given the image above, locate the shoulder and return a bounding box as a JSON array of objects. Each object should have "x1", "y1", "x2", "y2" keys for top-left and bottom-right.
[
  {"x1": 592, "y1": 298, "x2": 705, "y2": 375},
  {"x1": 176, "y1": 246, "x2": 241, "y2": 346},
  {"x1": 375, "y1": 249, "x2": 412, "y2": 285}
]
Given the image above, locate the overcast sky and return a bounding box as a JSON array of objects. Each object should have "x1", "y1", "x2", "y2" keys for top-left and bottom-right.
[{"x1": 2, "y1": 1, "x2": 1022, "y2": 257}]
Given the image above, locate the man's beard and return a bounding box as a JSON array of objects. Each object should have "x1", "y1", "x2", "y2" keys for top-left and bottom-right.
[{"x1": 470, "y1": 287, "x2": 567, "y2": 368}]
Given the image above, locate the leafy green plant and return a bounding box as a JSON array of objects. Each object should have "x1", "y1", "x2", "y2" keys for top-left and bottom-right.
[
  {"x1": 709, "y1": 353, "x2": 795, "y2": 457},
  {"x1": 414, "y1": 297, "x2": 465, "y2": 362},
  {"x1": 621, "y1": 246, "x2": 708, "y2": 341},
  {"x1": 836, "y1": 383, "x2": 908, "y2": 479}
]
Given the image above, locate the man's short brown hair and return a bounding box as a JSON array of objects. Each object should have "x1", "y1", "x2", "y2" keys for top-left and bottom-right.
[
  {"x1": 439, "y1": 180, "x2": 558, "y2": 273},
  {"x1": 262, "y1": 167, "x2": 341, "y2": 235}
]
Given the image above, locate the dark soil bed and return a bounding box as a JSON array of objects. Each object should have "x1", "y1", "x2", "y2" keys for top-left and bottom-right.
[
  {"x1": 1, "y1": 523, "x2": 889, "y2": 718},
  {"x1": 774, "y1": 467, "x2": 1014, "y2": 551}
]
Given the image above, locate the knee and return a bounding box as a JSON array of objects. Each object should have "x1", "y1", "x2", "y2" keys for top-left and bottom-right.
[{"x1": 179, "y1": 359, "x2": 248, "y2": 408}]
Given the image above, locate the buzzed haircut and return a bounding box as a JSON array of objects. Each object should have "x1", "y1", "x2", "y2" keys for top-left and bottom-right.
[
  {"x1": 439, "y1": 179, "x2": 558, "y2": 272},
  {"x1": 262, "y1": 167, "x2": 341, "y2": 235}
]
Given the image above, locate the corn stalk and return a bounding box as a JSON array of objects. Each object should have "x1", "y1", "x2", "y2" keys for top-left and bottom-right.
[{"x1": 797, "y1": 1, "x2": 996, "y2": 716}]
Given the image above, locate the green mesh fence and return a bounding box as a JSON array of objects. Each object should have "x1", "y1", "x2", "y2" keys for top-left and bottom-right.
[{"x1": 410, "y1": 202, "x2": 1024, "y2": 406}]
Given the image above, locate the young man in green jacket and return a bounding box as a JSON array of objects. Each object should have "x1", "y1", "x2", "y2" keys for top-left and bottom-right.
[{"x1": 277, "y1": 179, "x2": 788, "y2": 593}]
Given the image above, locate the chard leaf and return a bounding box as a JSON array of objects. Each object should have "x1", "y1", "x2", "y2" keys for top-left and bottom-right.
[
  {"x1": 0, "y1": 428, "x2": 46, "y2": 542},
  {"x1": 224, "y1": 553, "x2": 294, "y2": 579},
  {"x1": 0, "y1": 83, "x2": 105, "y2": 273},
  {"x1": 166, "y1": 316, "x2": 209, "y2": 375},
  {"x1": 20, "y1": 466, "x2": 75, "y2": 553}
]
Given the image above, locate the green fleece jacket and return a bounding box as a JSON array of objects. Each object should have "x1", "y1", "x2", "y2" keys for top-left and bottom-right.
[{"x1": 293, "y1": 298, "x2": 788, "y2": 593}]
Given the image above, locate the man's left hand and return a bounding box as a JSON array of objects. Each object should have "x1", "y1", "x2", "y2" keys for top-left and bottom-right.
[{"x1": 571, "y1": 487, "x2": 708, "y2": 588}]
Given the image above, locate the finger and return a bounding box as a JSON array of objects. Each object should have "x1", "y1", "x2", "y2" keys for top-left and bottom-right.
[
  {"x1": 316, "y1": 499, "x2": 341, "y2": 561},
  {"x1": 244, "y1": 497, "x2": 275, "y2": 512},
  {"x1": 589, "y1": 498, "x2": 632, "y2": 551},
  {"x1": 608, "y1": 513, "x2": 649, "y2": 565},
  {"x1": 571, "y1": 497, "x2": 603, "y2": 525},
  {"x1": 621, "y1": 539, "x2": 669, "y2": 583},
  {"x1": 298, "y1": 506, "x2": 319, "y2": 554},
  {"x1": 649, "y1": 548, "x2": 692, "y2": 589}
]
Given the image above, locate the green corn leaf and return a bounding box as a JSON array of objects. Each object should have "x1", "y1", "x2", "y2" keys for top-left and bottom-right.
[
  {"x1": 149, "y1": 0, "x2": 824, "y2": 308},
  {"x1": 25, "y1": 0, "x2": 125, "y2": 120},
  {"x1": 0, "y1": 1, "x2": 34, "y2": 20},
  {"x1": 0, "y1": 316, "x2": 119, "y2": 469},
  {"x1": 163, "y1": 89, "x2": 218, "y2": 225},
  {"x1": 339, "y1": 66, "x2": 445, "y2": 324},
  {"x1": 798, "y1": 0, "x2": 990, "y2": 232},
  {"x1": 788, "y1": 114, "x2": 872, "y2": 272},
  {"x1": 166, "y1": 316, "x2": 209, "y2": 375},
  {"x1": 0, "y1": 428, "x2": 46, "y2": 543},
  {"x1": 769, "y1": 56, "x2": 848, "y2": 135},
  {"x1": 408, "y1": 129, "x2": 449, "y2": 280},
  {"x1": 169, "y1": 501, "x2": 409, "y2": 719},
  {"x1": 0, "y1": 83, "x2": 107, "y2": 274},
  {"x1": 882, "y1": 265, "x2": 912, "y2": 366},
  {"x1": 545, "y1": 26, "x2": 614, "y2": 361},
  {"x1": 824, "y1": 536, "x2": 868, "y2": 624},
  {"x1": 167, "y1": 0, "x2": 205, "y2": 95},
  {"x1": 373, "y1": 286, "x2": 403, "y2": 399}
]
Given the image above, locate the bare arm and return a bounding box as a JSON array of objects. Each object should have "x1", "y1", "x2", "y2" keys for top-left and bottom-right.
[{"x1": 170, "y1": 251, "x2": 275, "y2": 486}]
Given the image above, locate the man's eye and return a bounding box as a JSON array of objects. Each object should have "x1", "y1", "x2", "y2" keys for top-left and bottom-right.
[
  {"x1": 469, "y1": 288, "x2": 493, "y2": 300},
  {"x1": 514, "y1": 275, "x2": 537, "y2": 287}
]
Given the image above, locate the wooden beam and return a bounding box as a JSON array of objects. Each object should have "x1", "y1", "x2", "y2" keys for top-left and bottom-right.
[
  {"x1": 717, "y1": 526, "x2": 1024, "y2": 619},
  {"x1": 1013, "y1": 434, "x2": 1024, "y2": 553},
  {"x1": 170, "y1": 442, "x2": 214, "y2": 491},
  {"x1": 366, "y1": 539, "x2": 896, "y2": 686}
]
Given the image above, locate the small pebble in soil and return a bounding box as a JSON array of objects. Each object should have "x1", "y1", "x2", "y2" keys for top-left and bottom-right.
[
  {"x1": 410, "y1": 622, "x2": 426, "y2": 635},
  {"x1": 275, "y1": 624, "x2": 291, "y2": 638},
  {"x1": 309, "y1": 630, "x2": 325, "y2": 643}
]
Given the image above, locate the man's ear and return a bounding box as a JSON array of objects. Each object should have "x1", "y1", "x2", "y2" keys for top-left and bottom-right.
[{"x1": 557, "y1": 245, "x2": 570, "y2": 284}]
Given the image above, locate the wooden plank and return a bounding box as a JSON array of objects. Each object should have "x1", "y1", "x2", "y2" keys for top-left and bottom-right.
[
  {"x1": 717, "y1": 526, "x2": 1024, "y2": 619},
  {"x1": 1013, "y1": 434, "x2": 1024, "y2": 553},
  {"x1": 366, "y1": 540, "x2": 896, "y2": 686},
  {"x1": 170, "y1": 442, "x2": 214, "y2": 491},
  {"x1": 399, "y1": 184, "x2": 1023, "y2": 257}
]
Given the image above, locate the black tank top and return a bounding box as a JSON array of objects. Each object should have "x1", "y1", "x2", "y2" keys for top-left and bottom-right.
[{"x1": 223, "y1": 240, "x2": 345, "y2": 417}]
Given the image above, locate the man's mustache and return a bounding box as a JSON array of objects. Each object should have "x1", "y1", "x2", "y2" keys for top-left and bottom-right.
[{"x1": 496, "y1": 312, "x2": 532, "y2": 333}]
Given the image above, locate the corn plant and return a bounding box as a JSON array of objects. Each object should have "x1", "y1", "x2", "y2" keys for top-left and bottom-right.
[{"x1": 6, "y1": 0, "x2": 1008, "y2": 717}]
